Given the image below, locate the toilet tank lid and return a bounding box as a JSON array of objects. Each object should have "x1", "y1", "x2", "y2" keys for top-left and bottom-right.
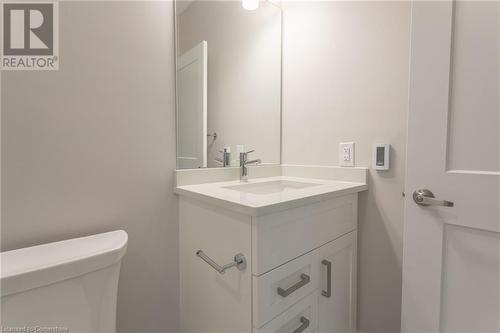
[{"x1": 1, "y1": 230, "x2": 128, "y2": 297}]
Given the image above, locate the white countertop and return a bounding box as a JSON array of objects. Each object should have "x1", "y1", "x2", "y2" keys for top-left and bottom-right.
[{"x1": 175, "y1": 176, "x2": 367, "y2": 216}]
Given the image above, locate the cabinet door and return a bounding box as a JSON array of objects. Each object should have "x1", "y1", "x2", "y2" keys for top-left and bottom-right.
[{"x1": 318, "y1": 231, "x2": 357, "y2": 333}]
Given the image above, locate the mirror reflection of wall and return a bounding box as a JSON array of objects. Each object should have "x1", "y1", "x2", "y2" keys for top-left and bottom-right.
[{"x1": 175, "y1": 0, "x2": 282, "y2": 169}]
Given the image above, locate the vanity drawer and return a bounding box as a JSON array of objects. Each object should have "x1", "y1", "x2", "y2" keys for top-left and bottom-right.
[
  {"x1": 252, "y1": 194, "x2": 357, "y2": 275},
  {"x1": 253, "y1": 249, "x2": 320, "y2": 327},
  {"x1": 254, "y1": 292, "x2": 318, "y2": 333}
]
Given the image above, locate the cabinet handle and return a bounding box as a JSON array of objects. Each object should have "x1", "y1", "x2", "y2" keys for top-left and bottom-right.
[
  {"x1": 196, "y1": 250, "x2": 247, "y2": 274},
  {"x1": 277, "y1": 273, "x2": 310, "y2": 297},
  {"x1": 321, "y1": 259, "x2": 332, "y2": 298},
  {"x1": 291, "y1": 316, "x2": 310, "y2": 333}
]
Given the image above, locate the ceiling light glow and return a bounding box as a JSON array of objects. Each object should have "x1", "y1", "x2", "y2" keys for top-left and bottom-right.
[{"x1": 242, "y1": 0, "x2": 259, "y2": 11}]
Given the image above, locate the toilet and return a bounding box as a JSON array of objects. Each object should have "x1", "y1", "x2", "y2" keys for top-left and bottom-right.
[{"x1": 0, "y1": 230, "x2": 128, "y2": 333}]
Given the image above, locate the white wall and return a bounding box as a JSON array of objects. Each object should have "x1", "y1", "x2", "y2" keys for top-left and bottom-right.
[
  {"x1": 1, "y1": 2, "x2": 179, "y2": 332},
  {"x1": 2, "y1": 2, "x2": 411, "y2": 332},
  {"x1": 178, "y1": 1, "x2": 281, "y2": 167},
  {"x1": 281, "y1": 2, "x2": 411, "y2": 332}
]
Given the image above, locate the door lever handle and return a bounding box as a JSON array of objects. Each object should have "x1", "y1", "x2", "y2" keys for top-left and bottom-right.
[{"x1": 413, "y1": 189, "x2": 454, "y2": 207}]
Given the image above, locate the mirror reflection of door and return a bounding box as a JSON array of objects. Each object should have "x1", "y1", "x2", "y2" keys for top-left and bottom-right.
[{"x1": 176, "y1": 41, "x2": 208, "y2": 169}]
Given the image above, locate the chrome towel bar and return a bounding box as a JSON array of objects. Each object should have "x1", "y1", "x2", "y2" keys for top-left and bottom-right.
[
  {"x1": 196, "y1": 250, "x2": 247, "y2": 274},
  {"x1": 277, "y1": 273, "x2": 310, "y2": 297}
]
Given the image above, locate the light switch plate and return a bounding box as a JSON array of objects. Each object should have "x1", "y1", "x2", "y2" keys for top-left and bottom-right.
[
  {"x1": 339, "y1": 142, "x2": 355, "y2": 167},
  {"x1": 373, "y1": 144, "x2": 390, "y2": 170}
]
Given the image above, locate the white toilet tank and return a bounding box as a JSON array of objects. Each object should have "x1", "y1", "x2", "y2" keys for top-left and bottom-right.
[{"x1": 1, "y1": 230, "x2": 128, "y2": 333}]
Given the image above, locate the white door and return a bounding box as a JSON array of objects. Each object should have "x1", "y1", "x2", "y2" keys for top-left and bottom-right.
[
  {"x1": 402, "y1": 2, "x2": 499, "y2": 332},
  {"x1": 177, "y1": 41, "x2": 207, "y2": 169},
  {"x1": 318, "y1": 231, "x2": 357, "y2": 333}
]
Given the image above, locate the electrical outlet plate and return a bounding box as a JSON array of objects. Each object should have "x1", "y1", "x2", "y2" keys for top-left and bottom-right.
[{"x1": 339, "y1": 142, "x2": 354, "y2": 167}]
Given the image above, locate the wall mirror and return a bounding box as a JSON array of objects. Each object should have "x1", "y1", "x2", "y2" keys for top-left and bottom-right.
[{"x1": 175, "y1": 0, "x2": 282, "y2": 169}]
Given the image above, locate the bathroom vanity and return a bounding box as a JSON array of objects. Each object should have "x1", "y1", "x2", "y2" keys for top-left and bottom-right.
[
  {"x1": 174, "y1": 5, "x2": 367, "y2": 331},
  {"x1": 176, "y1": 165, "x2": 367, "y2": 333}
]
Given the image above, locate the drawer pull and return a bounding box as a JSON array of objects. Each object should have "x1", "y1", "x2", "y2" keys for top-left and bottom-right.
[
  {"x1": 196, "y1": 250, "x2": 247, "y2": 274},
  {"x1": 291, "y1": 316, "x2": 310, "y2": 333},
  {"x1": 321, "y1": 259, "x2": 332, "y2": 298},
  {"x1": 277, "y1": 273, "x2": 310, "y2": 297}
]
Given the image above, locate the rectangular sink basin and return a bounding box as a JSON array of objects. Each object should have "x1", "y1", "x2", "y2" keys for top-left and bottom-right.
[{"x1": 223, "y1": 180, "x2": 321, "y2": 195}]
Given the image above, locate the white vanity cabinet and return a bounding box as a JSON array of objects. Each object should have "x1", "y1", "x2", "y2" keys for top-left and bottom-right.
[{"x1": 179, "y1": 190, "x2": 359, "y2": 333}]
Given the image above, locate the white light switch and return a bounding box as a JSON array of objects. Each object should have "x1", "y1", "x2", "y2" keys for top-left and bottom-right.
[{"x1": 339, "y1": 142, "x2": 355, "y2": 167}]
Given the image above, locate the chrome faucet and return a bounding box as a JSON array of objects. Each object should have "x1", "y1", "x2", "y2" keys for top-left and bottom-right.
[
  {"x1": 214, "y1": 148, "x2": 231, "y2": 167},
  {"x1": 239, "y1": 150, "x2": 261, "y2": 181}
]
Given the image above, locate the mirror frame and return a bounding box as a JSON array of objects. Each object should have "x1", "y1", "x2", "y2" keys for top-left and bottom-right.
[{"x1": 173, "y1": 0, "x2": 283, "y2": 170}]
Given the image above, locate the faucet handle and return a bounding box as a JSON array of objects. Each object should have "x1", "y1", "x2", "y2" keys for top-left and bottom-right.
[{"x1": 240, "y1": 150, "x2": 254, "y2": 160}]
